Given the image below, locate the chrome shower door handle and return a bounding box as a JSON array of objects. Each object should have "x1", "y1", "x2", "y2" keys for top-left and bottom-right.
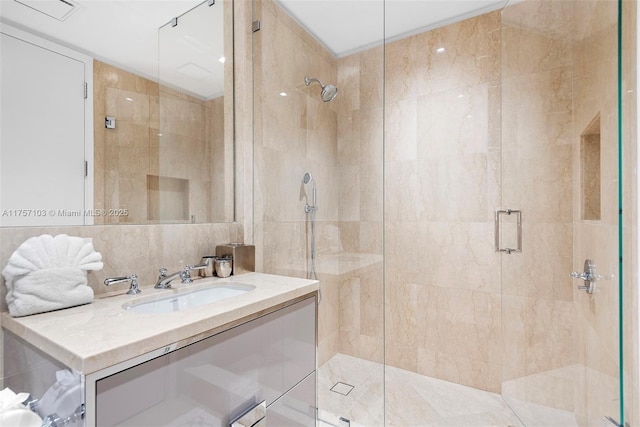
[{"x1": 495, "y1": 209, "x2": 522, "y2": 254}]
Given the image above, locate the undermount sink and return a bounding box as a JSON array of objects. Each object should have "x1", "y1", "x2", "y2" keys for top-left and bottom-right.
[{"x1": 122, "y1": 283, "x2": 256, "y2": 314}]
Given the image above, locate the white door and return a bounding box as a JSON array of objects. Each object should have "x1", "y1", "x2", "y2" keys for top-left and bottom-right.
[{"x1": 1, "y1": 32, "x2": 86, "y2": 226}]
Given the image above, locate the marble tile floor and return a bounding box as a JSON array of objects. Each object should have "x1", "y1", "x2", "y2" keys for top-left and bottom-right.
[{"x1": 318, "y1": 353, "x2": 578, "y2": 427}]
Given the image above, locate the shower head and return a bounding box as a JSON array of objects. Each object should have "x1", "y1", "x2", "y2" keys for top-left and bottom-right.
[
  {"x1": 304, "y1": 77, "x2": 338, "y2": 102},
  {"x1": 303, "y1": 172, "x2": 313, "y2": 185},
  {"x1": 321, "y1": 84, "x2": 338, "y2": 102}
]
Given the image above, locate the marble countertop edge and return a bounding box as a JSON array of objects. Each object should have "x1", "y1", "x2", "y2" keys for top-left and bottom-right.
[{"x1": 1, "y1": 272, "x2": 319, "y2": 374}]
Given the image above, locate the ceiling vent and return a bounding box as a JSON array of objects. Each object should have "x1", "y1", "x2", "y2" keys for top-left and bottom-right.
[
  {"x1": 176, "y1": 63, "x2": 213, "y2": 80},
  {"x1": 13, "y1": 0, "x2": 79, "y2": 22}
]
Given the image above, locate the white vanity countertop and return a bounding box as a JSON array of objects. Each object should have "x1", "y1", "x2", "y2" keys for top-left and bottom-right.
[{"x1": 1, "y1": 273, "x2": 318, "y2": 374}]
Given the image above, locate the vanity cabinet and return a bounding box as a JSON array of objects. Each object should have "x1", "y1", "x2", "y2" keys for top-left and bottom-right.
[{"x1": 87, "y1": 296, "x2": 317, "y2": 426}]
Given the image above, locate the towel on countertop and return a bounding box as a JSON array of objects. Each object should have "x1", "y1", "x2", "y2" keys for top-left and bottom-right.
[
  {"x1": 0, "y1": 387, "x2": 42, "y2": 427},
  {"x1": 2, "y1": 234, "x2": 103, "y2": 317},
  {"x1": 0, "y1": 387, "x2": 30, "y2": 413}
]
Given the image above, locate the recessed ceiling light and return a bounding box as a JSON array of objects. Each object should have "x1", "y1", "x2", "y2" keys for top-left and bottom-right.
[
  {"x1": 279, "y1": 92, "x2": 287, "y2": 97},
  {"x1": 218, "y1": 56, "x2": 226, "y2": 63},
  {"x1": 436, "y1": 47, "x2": 445, "y2": 53},
  {"x1": 125, "y1": 97, "x2": 134, "y2": 102}
]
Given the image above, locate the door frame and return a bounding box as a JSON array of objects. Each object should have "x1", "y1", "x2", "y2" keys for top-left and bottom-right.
[{"x1": 0, "y1": 21, "x2": 94, "y2": 225}]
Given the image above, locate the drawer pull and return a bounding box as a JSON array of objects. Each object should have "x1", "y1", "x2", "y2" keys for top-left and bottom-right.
[{"x1": 230, "y1": 400, "x2": 266, "y2": 427}]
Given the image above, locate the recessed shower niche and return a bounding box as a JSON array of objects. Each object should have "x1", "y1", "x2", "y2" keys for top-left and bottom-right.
[
  {"x1": 580, "y1": 114, "x2": 601, "y2": 220},
  {"x1": 147, "y1": 174, "x2": 190, "y2": 222}
]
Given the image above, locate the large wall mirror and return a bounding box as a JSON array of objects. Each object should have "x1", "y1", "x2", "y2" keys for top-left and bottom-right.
[{"x1": 0, "y1": 0, "x2": 234, "y2": 227}]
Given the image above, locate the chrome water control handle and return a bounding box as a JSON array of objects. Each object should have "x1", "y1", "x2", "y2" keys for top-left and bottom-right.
[
  {"x1": 570, "y1": 271, "x2": 590, "y2": 280},
  {"x1": 104, "y1": 274, "x2": 141, "y2": 295},
  {"x1": 571, "y1": 259, "x2": 615, "y2": 294},
  {"x1": 180, "y1": 267, "x2": 193, "y2": 284},
  {"x1": 570, "y1": 259, "x2": 603, "y2": 294}
]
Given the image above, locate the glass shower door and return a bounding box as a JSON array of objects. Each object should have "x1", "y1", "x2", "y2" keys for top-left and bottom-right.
[
  {"x1": 500, "y1": 1, "x2": 623, "y2": 425},
  {"x1": 251, "y1": 0, "x2": 386, "y2": 425}
]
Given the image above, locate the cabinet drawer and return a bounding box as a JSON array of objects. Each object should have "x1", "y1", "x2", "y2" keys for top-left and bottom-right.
[
  {"x1": 267, "y1": 372, "x2": 316, "y2": 426},
  {"x1": 94, "y1": 296, "x2": 316, "y2": 426}
]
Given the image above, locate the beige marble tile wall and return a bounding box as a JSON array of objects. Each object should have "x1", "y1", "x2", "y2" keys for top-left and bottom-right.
[
  {"x1": 381, "y1": 11, "x2": 503, "y2": 393},
  {"x1": 252, "y1": 0, "x2": 343, "y2": 366},
  {"x1": 334, "y1": 44, "x2": 385, "y2": 365},
  {"x1": 500, "y1": 1, "x2": 637, "y2": 424},
  {"x1": 94, "y1": 60, "x2": 159, "y2": 224},
  {"x1": 622, "y1": 1, "x2": 639, "y2": 424},
  {"x1": 157, "y1": 87, "x2": 210, "y2": 222},
  {"x1": 572, "y1": 1, "x2": 623, "y2": 425},
  {"x1": 95, "y1": 60, "x2": 224, "y2": 225},
  {"x1": 252, "y1": 0, "x2": 638, "y2": 419},
  {"x1": 337, "y1": 83, "x2": 382, "y2": 367},
  {"x1": 207, "y1": 97, "x2": 230, "y2": 221},
  {"x1": 500, "y1": 0, "x2": 577, "y2": 411}
]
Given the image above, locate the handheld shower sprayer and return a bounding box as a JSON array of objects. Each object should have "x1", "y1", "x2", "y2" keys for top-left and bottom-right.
[
  {"x1": 303, "y1": 172, "x2": 317, "y2": 213},
  {"x1": 303, "y1": 172, "x2": 318, "y2": 281}
]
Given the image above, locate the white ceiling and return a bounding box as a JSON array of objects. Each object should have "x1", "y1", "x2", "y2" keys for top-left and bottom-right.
[
  {"x1": 275, "y1": 0, "x2": 510, "y2": 57},
  {"x1": 1, "y1": 0, "x2": 515, "y2": 96},
  {"x1": 0, "y1": 0, "x2": 224, "y2": 99}
]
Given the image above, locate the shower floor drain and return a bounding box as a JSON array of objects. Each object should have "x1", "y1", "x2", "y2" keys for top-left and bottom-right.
[{"x1": 330, "y1": 381, "x2": 355, "y2": 396}]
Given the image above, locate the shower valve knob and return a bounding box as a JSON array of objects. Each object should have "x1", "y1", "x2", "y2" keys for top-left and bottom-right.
[{"x1": 570, "y1": 259, "x2": 606, "y2": 294}]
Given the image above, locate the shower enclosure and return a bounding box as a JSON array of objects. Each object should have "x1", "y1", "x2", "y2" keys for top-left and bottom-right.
[{"x1": 251, "y1": 0, "x2": 637, "y2": 425}]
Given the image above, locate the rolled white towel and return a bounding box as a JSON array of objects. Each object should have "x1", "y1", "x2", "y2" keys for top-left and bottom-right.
[
  {"x1": 0, "y1": 387, "x2": 42, "y2": 427},
  {"x1": 54, "y1": 234, "x2": 70, "y2": 268},
  {"x1": 2, "y1": 234, "x2": 103, "y2": 281},
  {"x1": 2, "y1": 238, "x2": 48, "y2": 278},
  {"x1": 5, "y1": 268, "x2": 94, "y2": 317},
  {"x1": 2, "y1": 234, "x2": 103, "y2": 317}
]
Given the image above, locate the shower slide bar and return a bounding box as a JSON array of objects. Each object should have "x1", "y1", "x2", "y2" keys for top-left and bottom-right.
[{"x1": 495, "y1": 209, "x2": 522, "y2": 254}]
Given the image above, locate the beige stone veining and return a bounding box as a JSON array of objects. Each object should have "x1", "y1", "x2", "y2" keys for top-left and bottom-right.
[
  {"x1": 252, "y1": 0, "x2": 344, "y2": 367},
  {"x1": 251, "y1": 1, "x2": 634, "y2": 421},
  {"x1": 379, "y1": 10, "x2": 504, "y2": 392},
  {"x1": 621, "y1": 0, "x2": 638, "y2": 424},
  {"x1": 94, "y1": 60, "x2": 229, "y2": 225}
]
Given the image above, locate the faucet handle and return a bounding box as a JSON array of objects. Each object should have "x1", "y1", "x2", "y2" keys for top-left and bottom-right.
[
  {"x1": 570, "y1": 271, "x2": 588, "y2": 280},
  {"x1": 104, "y1": 274, "x2": 141, "y2": 295},
  {"x1": 159, "y1": 268, "x2": 168, "y2": 278},
  {"x1": 180, "y1": 268, "x2": 193, "y2": 284}
]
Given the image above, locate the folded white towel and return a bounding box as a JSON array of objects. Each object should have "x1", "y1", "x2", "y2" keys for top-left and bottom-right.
[
  {"x1": 6, "y1": 268, "x2": 93, "y2": 317},
  {"x1": 0, "y1": 387, "x2": 42, "y2": 427},
  {"x1": 2, "y1": 234, "x2": 103, "y2": 317},
  {"x1": 0, "y1": 387, "x2": 30, "y2": 412}
]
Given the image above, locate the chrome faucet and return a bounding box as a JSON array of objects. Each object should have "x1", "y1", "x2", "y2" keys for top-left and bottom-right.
[
  {"x1": 104, "y1": 274, "x2": 140, "y2": 295},
  {"x1": 154, "y1": 263, "x2": 209, "y2": 289},
  {"x1": 182, "y1": 263, "x2": 208, "y2": 283},
  {"x1": 154, "y1": 268, "x2": 184, "y2": 289}
]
